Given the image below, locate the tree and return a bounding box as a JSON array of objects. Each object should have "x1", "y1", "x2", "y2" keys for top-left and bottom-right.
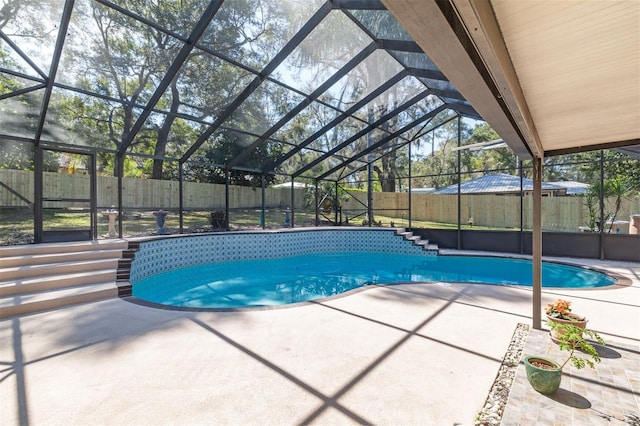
[
  {"x1": 1, "y1": 0, "x2": 60, "y2": 167},
  {"x1": 605, "y1": 175, "x2": 635, "y2": 231},
  {"x1": 50, "y1": 0, "x2": 284, "y2": 179},
  {"x1": 267, "y1": 8, "x2": 451, "y2": 191},
  {"x1": 411, "y1": 117, "x2": 470, "y2": 189},
  {"x1": 48, "y1": 0, "x2": 175, "y2": 176},
  {"x1": 466, "y1": 122, "x2": 517, "y2": 173}
]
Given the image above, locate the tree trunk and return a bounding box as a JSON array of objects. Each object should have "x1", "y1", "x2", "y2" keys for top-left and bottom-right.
[
  {"x1": 374, "y1": 152, "x2": 397, "y2": 192},
  {"x1": 152, "y1": 84, "x2": 180, "y2": 179}
]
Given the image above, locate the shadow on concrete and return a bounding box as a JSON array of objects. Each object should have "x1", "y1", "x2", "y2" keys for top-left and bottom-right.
[
  {"x1": 188, "y1": 288, "x2": 476, "y2": 425},
  {"x1": 593, "y1": 343, "x2": 622, "y2": 359},
  {"x1": 547, "y1": 388, "x2": 592, "y2": 409}
]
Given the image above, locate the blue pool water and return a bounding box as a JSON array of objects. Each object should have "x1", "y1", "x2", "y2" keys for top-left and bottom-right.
[{"x1": 132, "y1": 252, "x2": 616, "y2": 309}]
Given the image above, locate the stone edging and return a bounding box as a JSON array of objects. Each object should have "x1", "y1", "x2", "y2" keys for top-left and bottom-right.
[{"x1": 475, "y1": 323, "x2": 529, "y2": 425}]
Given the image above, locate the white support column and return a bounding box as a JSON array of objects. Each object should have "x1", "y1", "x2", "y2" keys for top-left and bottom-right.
[{"x1": 532, "y1": 156, "x2": 543, "y2": 329}]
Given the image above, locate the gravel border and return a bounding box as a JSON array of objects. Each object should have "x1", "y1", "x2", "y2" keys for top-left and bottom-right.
[{"x1": 475, "y1": 323, "x2": 530, "y2": 425}]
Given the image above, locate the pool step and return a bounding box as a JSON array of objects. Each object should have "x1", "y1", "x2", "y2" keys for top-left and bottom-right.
[
  {"x1": 115, "y1": 241, "x2": 140, "y2": 297},
  {"x1": 0, "y1": 248, "x2": 126, "y2": 268},
  {"x1": 0, "y1": 239, "x2": 128, "y2": 257},
  {"x1": 0, "y1": 269, "x2": 117, "y2": 297},
  {"x1": 0, "y1": 283, "x2": 117, "y2": 319},
  {"x1": 0, "y1": 240, "x2": 126, "y2": 319},
  {"x1": 1, "y1": 258, "x2": 120, "y2": 282},
  {"x1": 395, "y1": 228, "x2": 439, "y2": 254}
]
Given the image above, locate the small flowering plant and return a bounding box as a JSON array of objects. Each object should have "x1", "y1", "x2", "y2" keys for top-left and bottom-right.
[{"x1": 545, "y1": 299, "x2": 573, "y2": 320}]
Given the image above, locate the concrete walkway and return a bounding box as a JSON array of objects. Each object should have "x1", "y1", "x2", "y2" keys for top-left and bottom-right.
[{"x1": 1, "y1": 255, "x2": 638, "y2": 425}]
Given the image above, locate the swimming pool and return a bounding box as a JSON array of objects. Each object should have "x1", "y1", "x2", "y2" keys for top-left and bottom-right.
[{"x1": 131, "y1": 249, "x2": 617, "y2": 309}]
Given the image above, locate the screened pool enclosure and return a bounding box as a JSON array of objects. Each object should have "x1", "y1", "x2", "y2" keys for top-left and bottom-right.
[{"x1": 0, "y1": 0, "x2": 638, "y2": 252}]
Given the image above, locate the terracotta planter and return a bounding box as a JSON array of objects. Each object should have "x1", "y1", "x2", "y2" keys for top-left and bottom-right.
[
  {"x1": 546, "y1": 313, "x2": 587, "y2": 344},
  {"x1": 524, "y1": 356, "x2": 562, "y2": 394}
]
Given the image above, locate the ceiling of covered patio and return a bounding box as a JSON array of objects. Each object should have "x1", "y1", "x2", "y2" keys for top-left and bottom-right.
[{"x1": 382, "y1": 0, "x2": 640, "y2": 159}]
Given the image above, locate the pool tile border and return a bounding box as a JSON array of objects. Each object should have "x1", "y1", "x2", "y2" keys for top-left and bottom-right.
[{"x1": 129, "y1": 227, "x2": 432, "y2": 285}]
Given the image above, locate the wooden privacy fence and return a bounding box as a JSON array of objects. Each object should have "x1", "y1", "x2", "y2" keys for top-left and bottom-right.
[
  {"x1": 342, "y1": 192, "x2": 639, "y2": 232},
  {"x1": 2, "y1": 169, "x2": 638, "y2": 231},
  {"x1": 0, "y1": 169, "x2": 306, "y2": 210}
]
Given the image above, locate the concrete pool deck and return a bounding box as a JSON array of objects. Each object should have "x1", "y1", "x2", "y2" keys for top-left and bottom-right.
[{"x1": 1, "y1": 253, "x2": 638, "y2": 425}]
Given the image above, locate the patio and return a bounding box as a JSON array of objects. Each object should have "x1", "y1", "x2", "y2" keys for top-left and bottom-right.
[
  {"x1": 2, "y1": 1, "x2": 638, "y2": 424},
  {"x1": 1, "y1": 253, "x2": 638, "y2": 425}
]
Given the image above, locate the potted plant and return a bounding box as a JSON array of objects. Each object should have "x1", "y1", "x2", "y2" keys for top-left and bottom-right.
[
  {"x1": 524, "y1": 322, "x2": 605, "y2": 394},
  {"x1": 545, "y1": 299, "x2": 587, "y2": 343}
]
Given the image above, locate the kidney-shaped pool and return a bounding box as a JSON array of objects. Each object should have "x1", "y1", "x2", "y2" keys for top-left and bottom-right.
[{"x1": 131, "y1": 251, "x2": 617, "y2": 309}]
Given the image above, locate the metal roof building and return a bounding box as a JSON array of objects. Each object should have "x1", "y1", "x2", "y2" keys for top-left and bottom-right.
[{"x1": 432, "y1": 173, "x2": 567, "y2": 195}]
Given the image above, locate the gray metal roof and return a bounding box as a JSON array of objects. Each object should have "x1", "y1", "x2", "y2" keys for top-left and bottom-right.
[
  {"x1": 432, "y1": 173, "x2": 566, "y2": 194},
  {"x1": 547, "y1": 181, "x2": 590, "y2": 196}
]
